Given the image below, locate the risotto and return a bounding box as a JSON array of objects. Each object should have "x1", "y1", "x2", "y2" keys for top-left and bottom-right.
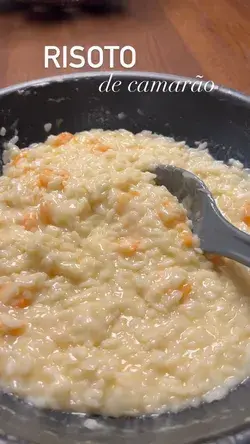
[{"x1": 1, "y1": 129, "x2": 250, "y2": 416}]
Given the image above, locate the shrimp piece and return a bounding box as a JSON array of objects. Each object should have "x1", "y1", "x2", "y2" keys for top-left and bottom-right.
[
  {"x1": 15, "y1": 166, "x2": 33, "y2": 176},
  {"x1": 162, "y1": 198, "x2": 170, "y2": 207},
  {"x1": 38, "y1": 168, "x2": 53, "y2": 188},
  {"x1": 0, "y1": 282, "x2": 34, "y2": 308},
  {"x1": 182, "y1": 232, "x2": 194, "y2": 248},
  {"x1": 94, "y1": 145, "x2": 111, "y2": 153},
  {"x1": 13, "y1": 297, "x2": 32, "y2": 309},
  {"x1": 179, "y1": 283, "x2": 192, "y2": 304},
  {"x1": 206, "y1": 254, "x2": 224, "y2": 267},
  {"x1": 117, "y1": 238, "x2": 140, "y2": 256},
  {"x1": 8, "y1": 326, "x2": 26, "y2": 336},
  {"x1": 58, "y1": 169, "x2": 70, "y2": 188},
  {"x1": 129, "y1": 190, "x2": 140, "y2": 197},
  {"x1": 39, "y1": 201, "x2": 53, "y2": 225},
  {"x1": 0, "y1": 322, "x2": 26, "y2": 336},
  {"x1": 21, "y1": 212, "x2": 39, "y2": 232},
  {"x1": 87, "y1": 137, "x2": 100, "y2": 145},
  {"x1": 50, "y1": 132, "x2": 73, "y2": 147},
  {"x1": 10, "y1": 151, "x2": 27, "y2": 166},
  {"x1": 0, "y1": 315, "x2": 26, "y2": 336},
  {"x1": 242, "y1": 203, "x2": 250, "y2": 226},
  {"x1": 158, "y1": 208, "x2": 186, "y2": 229},
  {"x1": 38, "y1": 168, "x2": 69, "y2": 190}
]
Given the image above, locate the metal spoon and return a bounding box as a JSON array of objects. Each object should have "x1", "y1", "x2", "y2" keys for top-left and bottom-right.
[{"x1": 153, "y1": 165, "x2": 250, "y2": 268}]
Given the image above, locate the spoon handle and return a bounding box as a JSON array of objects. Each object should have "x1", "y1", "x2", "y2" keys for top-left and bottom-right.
[{"x1": 202, "y1": 207, "x2": 250, "y2": 268}]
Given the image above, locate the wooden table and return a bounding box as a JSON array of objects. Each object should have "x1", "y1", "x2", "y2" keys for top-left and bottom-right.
[{"x1": 0, "y1": 0, "x2": 250, "y2": 93}]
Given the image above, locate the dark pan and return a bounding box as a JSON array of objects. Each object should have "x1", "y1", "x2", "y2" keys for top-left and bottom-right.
[{"x1": 1, "y1": 72, "x2": 250, "y2": 444}]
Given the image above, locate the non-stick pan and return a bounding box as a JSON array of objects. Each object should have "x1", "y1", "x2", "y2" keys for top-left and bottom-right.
[{"x1": 1, "y1": 72, "x2": 250, "y2": 444}]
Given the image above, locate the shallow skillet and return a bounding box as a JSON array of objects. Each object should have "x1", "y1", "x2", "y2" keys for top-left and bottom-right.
[{"x1": 1, "y1": 72, "x2": 250, "y2": 444}]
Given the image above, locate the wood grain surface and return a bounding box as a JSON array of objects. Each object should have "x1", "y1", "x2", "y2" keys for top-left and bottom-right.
[{"x1": 0, "y1": 0, "x2": 250, "y2": 93}]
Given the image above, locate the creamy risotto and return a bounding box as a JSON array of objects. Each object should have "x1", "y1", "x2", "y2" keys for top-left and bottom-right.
[{"x1": 1, "y1": 129, "x2": 250, "y2": 416}]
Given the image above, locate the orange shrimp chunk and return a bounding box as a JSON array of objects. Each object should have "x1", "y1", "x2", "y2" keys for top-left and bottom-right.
[
  {"x1": 118, "y1": 239, "x2": 140, "y2": 256},
  {"x1": 11, "y1": 151, "x2": 27, "y2": 166},
  {"x1": 23, "y1": 167, "x2": 33, "y2": 175},
  {"x1": 94, "y1": 145, "x2": 111, "y2": 153},
  {"x1": 206, "y1": 254, "x2": 224, "y2": 267},
  {"x1": 0, "y1": 282, "x2": 34, "y2": 308},
  {"x1": 87, "y1": 137, "x2": 100, "y2": 145},
  {"x1": 242, "y1": 203, "x2": 250, "y2": 226},
  {"x1": 13, "y1": 297, "x2": 32, "y2": 309},
  {"x1": 129, "y1": 190, "x2": 140, "y2": 197},
  {"x1": 8, "y1": 326, "x2": 26, "y2": 336},
  {"x1": 158, "y1": 209, "x2": 186, "y2": 229},
  {"x1": 39, "y1": 202, "x2": 53, "y2": 225},
  {"x1": 21, "y1": 213, "x2": 39, "y2": 232},
  {"x1": 182, "y1": 232, "x2": 194, "y2": 248},
  {"x1": 38, "y1": 168, "x2": 53, "y2": 188},
  {"x1": 162, "y1": 199, "x2": 170, "y2": 207},
  {"x1": 38, "y1": 168, "x2": 69, "y2": 189},
  {"x1": 51, "y1": 132, "x2": 73, "y2": 147},
  {"x1": 0, "y1": 321, "x2": 26, "y2": 337},
  {"x1": 180, "y1": 283, "x2": 192, "y2": 303}
]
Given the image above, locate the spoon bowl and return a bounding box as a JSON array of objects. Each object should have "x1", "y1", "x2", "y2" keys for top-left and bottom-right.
[{"x1": 153, "y1": 164, "x2": 250, "y2": 268}]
